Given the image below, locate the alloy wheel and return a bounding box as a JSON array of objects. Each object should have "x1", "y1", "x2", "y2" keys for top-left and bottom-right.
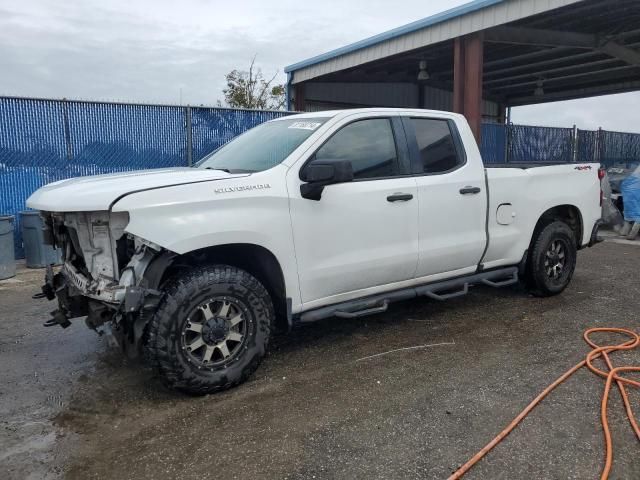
[{"x1": 180, "y1": 298, "x2": 248, "y2": 368}]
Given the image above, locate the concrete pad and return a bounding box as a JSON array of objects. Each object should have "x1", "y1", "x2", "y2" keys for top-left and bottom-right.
[{"x1": 0, "y1": 243, "x2": 639, "y2": 479}]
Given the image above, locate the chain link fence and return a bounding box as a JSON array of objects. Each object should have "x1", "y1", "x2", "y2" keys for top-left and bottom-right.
[
  {"x1": 0, "y1": 97, "x2": 291, "y2": 257},
  {"x1": 480, "y1": 123, "x2": 640, "y2": 166},
  {"x1": 3, "y1": 96, "x2": 640, "y2": 257}
]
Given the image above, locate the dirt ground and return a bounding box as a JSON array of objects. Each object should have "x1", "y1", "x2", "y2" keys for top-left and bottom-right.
[{"x1": 1, "y1": 240, "x2": 639, "y2": 480}]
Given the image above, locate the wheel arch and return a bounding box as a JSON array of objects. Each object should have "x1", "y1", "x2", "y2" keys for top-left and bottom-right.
[
  {"x1": 148, "y1": 243, "x2": 289, "y2": 331},
  {"x1": 531, "y1": 204, "x2": 583, "y2": 249}
]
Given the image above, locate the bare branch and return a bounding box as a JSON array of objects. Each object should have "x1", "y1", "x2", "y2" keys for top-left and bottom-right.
[
  {"x1": 220, "y1": 55, "x2": 286, "y2": 110},
  {"x1": 257, "y1": 69, "x2": 278, "y2": 107}
]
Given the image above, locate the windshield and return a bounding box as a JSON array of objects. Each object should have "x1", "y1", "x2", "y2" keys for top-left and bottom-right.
[{"x1": 196, "y1": 117, "x2": 329, "y2": 172}]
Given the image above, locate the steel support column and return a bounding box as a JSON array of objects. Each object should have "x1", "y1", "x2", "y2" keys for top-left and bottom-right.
[
  {"x1": 294, "y1": 83, "x2": 305, "y2": 112},
  {"x1": 453, "y1": 38, "x2": 465, "y2": 115},
  {"x1": 498, "y1": 104, "x2": 507, "y2": 124},
  {"x1": 453, "y1": 33, "x2": 484, "y2": 142}
]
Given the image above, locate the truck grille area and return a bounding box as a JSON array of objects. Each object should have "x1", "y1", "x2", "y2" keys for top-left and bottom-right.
[
  {"x1": 46, "y1": 211, "x2": 130, "y2": 284},
  {"x1": 62, "y1": 262, "x2": 89, "y2": 292},
  {"x1": 61, "y1": 260, "x2": 124, "y2": 304}
]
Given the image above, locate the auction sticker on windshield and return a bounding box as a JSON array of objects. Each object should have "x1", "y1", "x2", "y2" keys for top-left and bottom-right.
[{"x1": 288, "y1": 121, "x2": 322, "y2": 130}]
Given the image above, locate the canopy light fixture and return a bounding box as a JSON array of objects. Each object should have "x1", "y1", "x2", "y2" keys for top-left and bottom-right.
[
  {"x1": 417, "y1": 60, "x2": 430, "y2": 81},
  {"x1": 534, "y1": 79, "x2": 545, "y2": 97}
]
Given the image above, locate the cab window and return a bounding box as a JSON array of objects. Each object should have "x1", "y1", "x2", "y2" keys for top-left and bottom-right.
[
  {"x1": 410, "y1": 118, "x2": 463, "y2": 174},
  {"x1": 314, "y1": 118, "x2": 399, "y2": 180}
]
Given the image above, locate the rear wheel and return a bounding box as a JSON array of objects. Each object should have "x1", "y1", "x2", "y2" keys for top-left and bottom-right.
[
  {"x1": 525, "y1": 221, "x2": 577, "y2": 297},
  {"x1": 144, "y1": 264, "x2": 273, "y2": 395}
]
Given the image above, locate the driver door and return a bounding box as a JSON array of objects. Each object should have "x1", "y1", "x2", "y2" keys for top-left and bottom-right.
[{"x1": 287, "y1": 113, "x2": 419, "y2": 308}]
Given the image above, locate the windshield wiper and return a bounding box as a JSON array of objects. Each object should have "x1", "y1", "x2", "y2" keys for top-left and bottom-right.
[{"x1": 204, "y1": 167, "x2": 257, "y2": 174}]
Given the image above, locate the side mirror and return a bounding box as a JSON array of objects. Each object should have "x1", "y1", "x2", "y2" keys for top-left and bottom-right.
[{"x1": 300, "y1": 158, "x2": 353, "y2": 200}]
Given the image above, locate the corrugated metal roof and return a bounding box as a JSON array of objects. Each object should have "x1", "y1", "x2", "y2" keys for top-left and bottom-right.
[
  {"x1": 285, "y1": 0, "x2": 505, "y2": 73},
  {"x1": 286, "y1": 0, "x2": 584, "y2": 83}
]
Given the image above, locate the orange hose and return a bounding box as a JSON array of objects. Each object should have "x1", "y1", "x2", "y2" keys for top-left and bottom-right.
[{"x1": 448, "y1": 327, "x2": 640, "y2": 480}]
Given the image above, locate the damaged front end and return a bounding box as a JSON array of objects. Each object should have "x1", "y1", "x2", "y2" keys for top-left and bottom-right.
[{"x1": 36, "y1": 211, "x2": 173, "y2": 357}]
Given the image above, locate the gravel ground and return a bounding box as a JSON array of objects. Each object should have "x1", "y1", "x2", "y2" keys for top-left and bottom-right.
[{"x1": 1, "y1": 241, "x2": 639, "y2": 480}]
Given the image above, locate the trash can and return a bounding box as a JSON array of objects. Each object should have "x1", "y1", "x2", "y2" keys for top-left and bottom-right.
[
  {"x1": 0, "y1": 215, "x2": 16, "y2": 280},
  {"x1": 20, "y1": 211, "x2": 62, "y2": 268}
]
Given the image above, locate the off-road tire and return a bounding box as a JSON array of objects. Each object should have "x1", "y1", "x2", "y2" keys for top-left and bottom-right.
[
  {"x1": 525, "y1": 221, "x2": 577, "y2": 297},
  {"x1": 144, "y1": 264, "x2": 273, "y2": 395}
]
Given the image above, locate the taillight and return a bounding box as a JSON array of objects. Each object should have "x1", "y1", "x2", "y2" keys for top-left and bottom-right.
[{"x1": 598, "y1": 168, "x2": 605, "y2": 206}]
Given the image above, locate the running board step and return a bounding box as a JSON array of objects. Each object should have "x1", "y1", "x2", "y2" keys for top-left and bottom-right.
[
  {"x1": 297, "y1": 267, "x2": 519, "y2": 324},
  {"x1": 422, "y1": 284, "x2": 468, "y2": 301},
  {"x1": 480, "y1": 270, "x2": 519, "y2": 288},
  {"x1": 334, "y1": 300, "x2": 389, "y2": 318}
]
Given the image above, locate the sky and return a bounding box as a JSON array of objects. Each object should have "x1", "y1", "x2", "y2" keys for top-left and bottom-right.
[{"x1": 1, "y1": 0, "x2": 639, "y2": 132}]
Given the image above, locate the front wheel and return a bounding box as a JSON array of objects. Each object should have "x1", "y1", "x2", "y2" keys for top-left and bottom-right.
[
  {"x1": 144, "y1": 265, "x2": 274, "y2": 395},
  {"x1": 525, "y1": 221, "x2": 577, "y2": 297}
]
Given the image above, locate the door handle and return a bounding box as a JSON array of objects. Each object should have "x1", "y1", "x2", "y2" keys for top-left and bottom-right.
[
  {"x1": 459, "y1": 186, "x2": 481, "y2": 195},
  {"x1": 387, "y1": 193, "x2": 413, "y2": 202}
]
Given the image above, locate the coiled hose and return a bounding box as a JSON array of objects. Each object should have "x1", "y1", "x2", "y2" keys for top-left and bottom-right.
[{"x1": 448, "y1": 327, "x2": 640, "y2": 480}]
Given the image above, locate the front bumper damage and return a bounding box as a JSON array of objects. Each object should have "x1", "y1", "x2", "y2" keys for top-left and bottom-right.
[
  {"x1": 37, "y1": 258, "x2": 165, "y2": 358},
  {"x1": 34, "y1": 211, "x2": 173, "y2": 356},
  {"x1": 37, "y1": 262, "x2": 162, "y2": 329}
]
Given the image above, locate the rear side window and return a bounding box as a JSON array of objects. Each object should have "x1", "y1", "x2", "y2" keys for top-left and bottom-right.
[
  {"x1": 315, "y1": 118, "x2": 398, "y2": 180},
  {"x1": 410, "y1": 118, "x2": 462, "y2": 174}
]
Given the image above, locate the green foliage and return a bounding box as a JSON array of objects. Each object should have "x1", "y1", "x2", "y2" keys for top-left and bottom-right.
[{"x1": 220, "y1": 57, "x2": 286, "y2": 110}]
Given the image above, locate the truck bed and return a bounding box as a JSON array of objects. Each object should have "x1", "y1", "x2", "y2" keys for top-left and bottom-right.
[
  {"x1": 480, "y1": 162, "x2": 601, "y2": 270},
  {"x1": 486, "y1": 162, "x2": 580, "y2": 169}
]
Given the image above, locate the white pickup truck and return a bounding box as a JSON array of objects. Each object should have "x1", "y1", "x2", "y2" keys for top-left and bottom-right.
[{"x1": 27, "y1": 108, "x2": 603, "y2": 394}]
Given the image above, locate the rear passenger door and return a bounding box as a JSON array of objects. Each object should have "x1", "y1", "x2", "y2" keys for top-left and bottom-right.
[
  {"x1": 403, "y1": 115, "x2": 487, "y2": 280},
  {"x1": 288, "y1": 113, "x2": 420, "y2": 307}
]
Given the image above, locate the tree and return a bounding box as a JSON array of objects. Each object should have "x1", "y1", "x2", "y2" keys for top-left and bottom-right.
[{"x1": 219, "y1": 56, "x2": 286, "y2": 110}]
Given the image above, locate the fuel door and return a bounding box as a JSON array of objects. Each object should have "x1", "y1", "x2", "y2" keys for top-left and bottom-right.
[{"x1": 497, "y1": 203, "x2": 516, "y2": 225}]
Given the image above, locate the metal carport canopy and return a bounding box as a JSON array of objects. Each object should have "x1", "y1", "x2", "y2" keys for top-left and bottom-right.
[{"x1": 284, "y1": 0, "x2": 640, "y2": 137}]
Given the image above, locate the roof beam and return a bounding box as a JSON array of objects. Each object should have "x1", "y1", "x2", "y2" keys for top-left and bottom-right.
[
  {"x1": 485, "y1": 58, "x2": 621, "y2": 87},
  {"x1": 484, "y1": 51, "x2": 603, "y2": 78},
  {"x1": 439, "y1": 47, "x2": 575, "y2": 79},
  {"x1": 485, "y1": 26, "x2": 596, "y2": 49},
  {"x1": 486, "y1": 25, "x2": 640, "y2": 68},
  {"x1": 598, "y1": 41, "x2": 640, "y2": 66},
  {"x1": 484, "y1": 41, "x2": 640, "y2": 78},
  {"x1": 507, "y1": 79, "x2": 640, "y2": 107},
  {"x1": 484, "y1": 47, "x2": 573, "y2": 69},
  {"x1": 491, "y1": 65, "x2": 636, "y2": 92}
]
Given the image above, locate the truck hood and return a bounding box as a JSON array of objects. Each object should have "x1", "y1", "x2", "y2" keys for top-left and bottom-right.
[{"x1": 26, "y1": 167, "x2": 249, "y2": 212}]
